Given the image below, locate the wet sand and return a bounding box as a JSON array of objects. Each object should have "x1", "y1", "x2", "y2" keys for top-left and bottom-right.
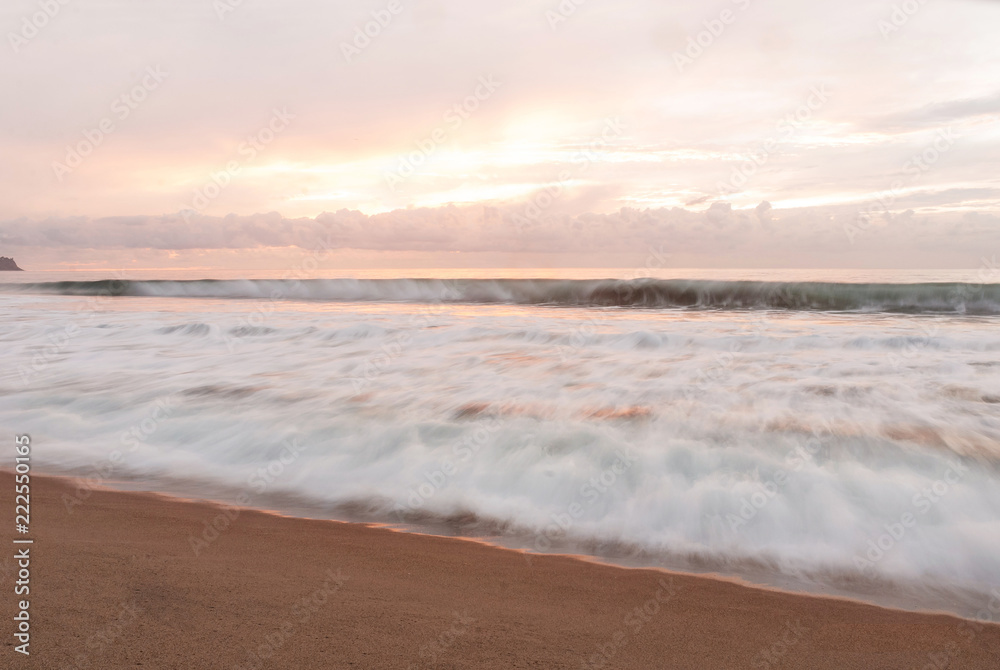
[{"x1": 4, "y1": 471, "x2": 999, "y2": 669}]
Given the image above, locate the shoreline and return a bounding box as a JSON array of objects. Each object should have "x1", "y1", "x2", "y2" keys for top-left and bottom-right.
[
  {"x1": 35, "y1": 466, "x2": 998, "y2": 621},
  {"x1": 7, "y1": 471, "x2": 1000, "y2": 668}
]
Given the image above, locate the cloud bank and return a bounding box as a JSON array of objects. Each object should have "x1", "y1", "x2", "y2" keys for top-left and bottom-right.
[{"x1": 2, "y1": 202, "x2": 997, "y2": 269}]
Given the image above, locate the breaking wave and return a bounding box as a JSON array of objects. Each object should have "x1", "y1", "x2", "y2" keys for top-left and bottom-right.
[{"x1": 4, "y1": 278, "x2": 1000, "y2": 314}]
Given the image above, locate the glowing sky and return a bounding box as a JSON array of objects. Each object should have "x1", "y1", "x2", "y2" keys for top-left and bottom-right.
[{"x1": 2, "y1": 0, "x2": 999, "y2": 267}]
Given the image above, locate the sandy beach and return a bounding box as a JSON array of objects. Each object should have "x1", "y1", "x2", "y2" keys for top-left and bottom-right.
[{"x1": 3, "y1": 471, "x2": 997, "y2": 669}]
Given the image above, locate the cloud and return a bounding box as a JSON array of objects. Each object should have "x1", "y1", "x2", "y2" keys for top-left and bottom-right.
[
  {"x1": 1, "y1": 0, "x2": 998, "y2": 251},
  {"x1": 2, "y1": 202, "x2": 997, "y2": 269},
  {"x1": 868, "y1": 91, "x2": 1000, "y2": 132}
]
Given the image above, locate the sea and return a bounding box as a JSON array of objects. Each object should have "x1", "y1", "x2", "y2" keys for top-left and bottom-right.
[{"x1": 2, "y1": 267, "x2": 999, "y2": 618}]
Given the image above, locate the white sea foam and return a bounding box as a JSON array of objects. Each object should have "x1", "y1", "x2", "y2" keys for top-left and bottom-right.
[{"x1": 2, "y1": 293, "x2": 999, "y2": 613}]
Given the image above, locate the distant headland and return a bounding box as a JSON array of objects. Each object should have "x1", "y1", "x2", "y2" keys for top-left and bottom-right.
[{"x1": 0, "y1": 256, "x2": 24, "y2": 271}]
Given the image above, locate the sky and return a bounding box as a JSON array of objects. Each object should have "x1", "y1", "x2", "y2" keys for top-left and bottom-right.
[{"x1": 2, "y1": 0, "x2": 999, "y2": 269}]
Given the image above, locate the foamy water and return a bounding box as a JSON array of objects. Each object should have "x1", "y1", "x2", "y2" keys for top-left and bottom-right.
[{"x1": 1, "y1": 269, "x2": 998, "y2": 616}]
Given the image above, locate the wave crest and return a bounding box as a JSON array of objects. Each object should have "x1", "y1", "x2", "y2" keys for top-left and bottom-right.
[{"x1": 4, "y1": 278, "x2": 1000, "y2": 314}]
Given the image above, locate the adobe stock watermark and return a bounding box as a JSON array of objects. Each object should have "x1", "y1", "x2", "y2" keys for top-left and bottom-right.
[
  {"x1": 14, "y1": 272, "x2": 129, "y2": 386},
  {"x1": 853, "y1": 459, "x2": 969, "y2": 577},
  {"x1": 8, "y1": 0, "x2": 71, "y2": 53},
  {"x1": 680, "y1": 290, "x2": 788, "y2": 400},
  {"x1": 884, "y1": 253, "x2": 999, "y2": 366},
  {"x1": 340, "y1": 0, "x2": 405, "y2": 63},
  {"x1": 234, "y1": 568, "x2": 350, "y2": 670},
  {"x1": 218, "y1": 242, "x2": 351, "y2": 354},
  {"x1": 921, "y1": 588, "x2": 1000, "y2": 670},
  {"x1": 877, "y1": 0, "x2": 930, "y2": 39},
  {"x1": 52, "y1": 66, "x2": 168, "y2": 182},
  {"x1": 944, "y1": 255, "x2": 1000, "y2": 315},
  {"x1": 346, "y1": 299, "x2": 455, "y2": 394},
  {"x1": 723, "y1": 420, "x2": 833, "y2": 534},
  {"x1": 61, "y1": 602, "x2": 143, "y2": 670},
  {"x1": 581, "y1": 578, "x2": 679, "y2": 670},
  {"x1": 716, "y1": 85, "x2": 830, "y2": 196},
  {"x1": 405, "y1": 611, "x2": 475, "y2": 669},
  {"x1": 510, "y1": 116, "x2": 626, "y2": 231},
  {"x1": 554, "y1": 244, "x2": 671, "y2": 363},
  {"x1": 180, "y1": 107, "x2": 294, "y2": 221},
  {"x1": 530, "y1": 448, "x2": 637, "y2": 554},
  {"x1": 214, "y1": 0, "x2": 248, "y2": 21},
  {"x1": 885, "y1": 320, "x2": 940, "y2": 370},
  {"x1": 391, "y1": 412, "x2": 506, "y2": 520},
  {"x1": 752, "y1": 619, "x2": 810, "y2": 669},
  {"x1": 673, "y1": 0, "x2": 754, "y2": 73},
  {"x1": 545, "y1": 0, "x2": 588, "y2": 31},
  {"x1": 188, "y1": 437, "x2": 307, "y2": 556},
  {"x1": 62, "y1": 394, "x2": 179, "y2": 514},
  {"x1": 383, "y1": 76, "x2": 502, "y2": 191},
  {"x1": 875, "y1": 253, "x2": 994, "y2": 368},
  {"x1": 845, "y1": 127, "x2": 957, "y2": 244}
]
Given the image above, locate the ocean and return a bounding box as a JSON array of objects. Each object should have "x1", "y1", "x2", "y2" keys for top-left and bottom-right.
[{"x1": 2, "y1": 268, "x2": 999, "y2": 617}]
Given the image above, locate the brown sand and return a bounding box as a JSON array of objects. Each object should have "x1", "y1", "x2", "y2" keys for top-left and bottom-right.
[{"x1": 4, "y1": 472, "x2": 999, "y2": 669}]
